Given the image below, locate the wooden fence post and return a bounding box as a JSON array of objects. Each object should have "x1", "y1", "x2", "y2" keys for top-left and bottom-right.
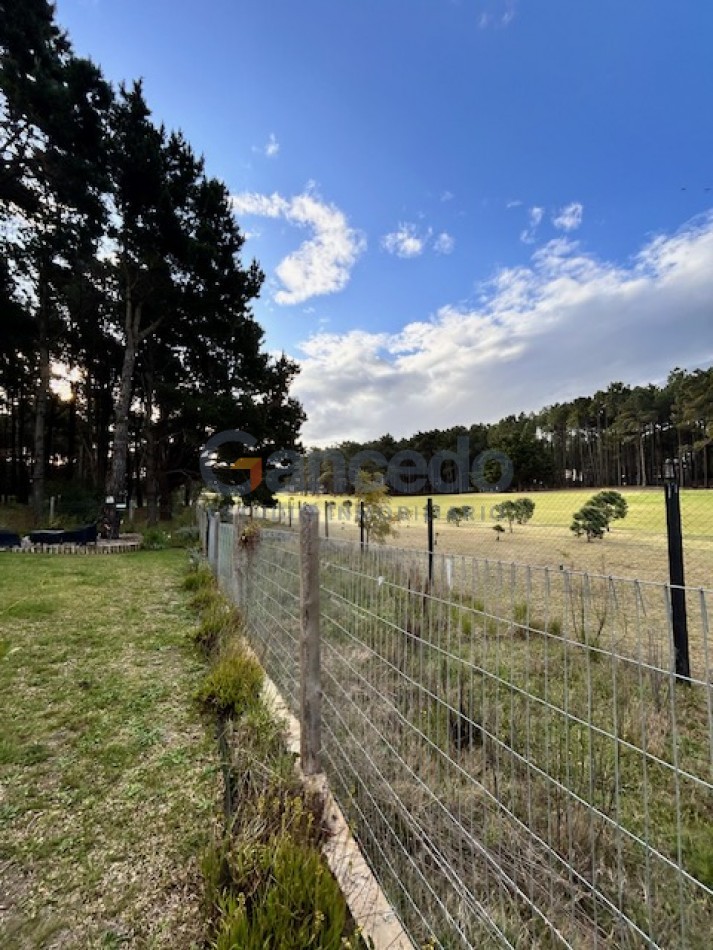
[
  {"x1": 233, "y1": 507, "x2": 245, "y2": 608},
  {"x1": 299, "y1": 505, "x2": 322, "y2": 775},
  {"x1": 210, "y1": 512, "x2": 220, "y2": 566}
]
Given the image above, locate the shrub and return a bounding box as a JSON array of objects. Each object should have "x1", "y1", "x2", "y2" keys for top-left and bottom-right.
[
  {"x1": 141, "y1": 527, "x2": 169, "y2": 550},
  {"x1": 191, "y1": 602, "x2": 238, "y2": 653},
  {"x1": 213, "y1": 838, "x2": 351, "y2": 950},
  {"x1": 493, "y1": 500, "x2": 517, "y2": 532},
  {"x1": 172, "y1": 525, "x2": 200, "y2": 547},
  {"x1": 589, "y1": 490, "x2": 628, "y2": 529},
  {"x1": 493, "y1": 498, "x2": 535, "y2": 531},
  {"x1": 514, "y1": 498, "x2": 535, "y2": 524},
  {"x1": 571, "y1": 504, "x2": 609, "y2": 541},
  {"x1": 183, "y1": 568, "x2": 214, "y2": 592},
  {"x1": 447, "y1": 506, "x2": 467, "y2": 526},
  {"x1": 196, "y1": 647, "x2": 264, "y2": 717},
  {"x1": 188, "y1": 586, "x2": 222, "y2": 612}
]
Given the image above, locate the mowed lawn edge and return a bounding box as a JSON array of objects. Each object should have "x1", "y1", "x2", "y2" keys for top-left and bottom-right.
[{"x1": 0, "y1": 549, "x2": 221, "y2": 949}]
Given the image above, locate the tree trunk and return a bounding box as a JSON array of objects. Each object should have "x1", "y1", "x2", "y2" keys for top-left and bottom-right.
[
  {"x1": 31, "y1": 274, "x2": 50, "y2": 522},
  {"x1": 704, "y1": 441, "x2": 709, "y2": 490},
  {"x1": 66, "y1": 384, "x2": 77, "y2": 478},
  {"x1": 159, "y1": 467, "x2": 172, "y2": 521},
  {"x1": 145, "y1": 426, "x2": 159, "y2": 526},
  {"x1": 107, "y1": 294, "x2": 141, "y2": 536}
]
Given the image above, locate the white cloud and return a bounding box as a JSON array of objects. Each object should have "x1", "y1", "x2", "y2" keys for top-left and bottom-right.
[
  {"x1": 252, "y1": 133, "x2": 280, "y2": 158},
  {"x1": 231, "y1": 187, "x2": 366, "y2": 305},
  {"x1": 441, "y1": 190, "x2": 454, "y2": 202},
  {"x1": 382, "y1": 224, "x2": 456, "y2": 257},
  {"x1": 478, "y1": 1, "x2": 517, "y2": 29},
  {"x1": 506, "y1": 199, "x2": 523, "y2": 209},
  {"x1": 290, "y1": 213, "x2": 713, "y2": 446},
  {"x1": 382, "y1": 223, "x2": 425, "y2": 258},
  {"x1": 520, "y1": 206, "x2": 544, "y2": 244},
  {"x1": 434, "y1": 232, "x2": 455, "y2": 255},
  {"x1": 501, "y1": 6, "x2": 516, "y2": 26},
  {"x1": 553, "y1": 202, "x2": 584, "y2": 232}
]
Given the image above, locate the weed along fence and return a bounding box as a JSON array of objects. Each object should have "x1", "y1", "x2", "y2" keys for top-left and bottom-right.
[{"x1": 203, "y1": 506, "x2": 713, "y2": 949}]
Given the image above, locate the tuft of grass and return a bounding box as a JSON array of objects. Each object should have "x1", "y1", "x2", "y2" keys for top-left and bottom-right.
[
  {"x1": 189, "y1": 592, "x2": 241, "y2": 656},
  {"x1": 195, "y1": 645, "x2": 264, "y2": 718},
  {"x1": 213, "y1": 838, "x2": 352, "y2": 950},
  {"x1": 183, "y1": 566, "x2": 215, "y2": 592},
  {"x1": 141, "y1": 527, "x2": 169, "y2": 550},
  {"x1": 189, "y1": 586, "x2": 223, "y2": 612}
]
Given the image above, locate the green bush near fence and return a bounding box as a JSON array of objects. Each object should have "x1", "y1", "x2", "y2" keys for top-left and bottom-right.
[{"x1": 195, "y1": 647, "x2": 264, "y2": 717}]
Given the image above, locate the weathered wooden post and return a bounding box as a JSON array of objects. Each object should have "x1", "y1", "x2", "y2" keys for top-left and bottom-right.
[
  {"x1": 210, "y1": 511, "x2": 220, "y2": 566},
  {"x1": 299, "y1": 505, "x2": 322, "y2": 775},
  {"x1": 233, "y1": 507, "x2": 245, "y2": 608}
]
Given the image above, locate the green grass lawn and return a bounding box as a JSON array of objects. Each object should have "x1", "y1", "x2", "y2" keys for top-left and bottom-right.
[{"x1": 0, "y1": 550, "x2": 221, "y2": 949}]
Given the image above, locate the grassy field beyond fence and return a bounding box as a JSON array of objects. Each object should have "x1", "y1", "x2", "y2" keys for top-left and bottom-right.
[{"x1": 275, "y1": 488, "x2": 713, "y2": 586}]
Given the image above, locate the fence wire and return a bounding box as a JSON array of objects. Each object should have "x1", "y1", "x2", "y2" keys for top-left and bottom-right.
[
  {"x1": 252, "y1": 490, "x2": 713, "y2": 590},
  {"x1": 207, "y1": 515, "x2": 713, "y2": 949}
]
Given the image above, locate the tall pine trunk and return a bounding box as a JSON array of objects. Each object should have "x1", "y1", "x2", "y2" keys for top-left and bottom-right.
[
  {"x1": 31, "y1": 269, "x2": 50, "y2": 522},
  {"x1": 107, "y1": 292, "x2": 141, "y2": 534}
]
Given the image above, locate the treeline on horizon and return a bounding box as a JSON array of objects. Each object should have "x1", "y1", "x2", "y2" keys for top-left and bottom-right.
[
  {"x1": 310, "y1": 366, "x2": 713, "y2": 494},
  {"x1": 0, "y1": 0, "x2": 303, "y2": 523}
]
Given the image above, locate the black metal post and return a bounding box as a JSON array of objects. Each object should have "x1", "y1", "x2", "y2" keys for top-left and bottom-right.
[
  {"x1": 664, "y1": 478, "x2": 690, "y2": 681},
  {"x1": 324, "y1": 500, "x2": 329, "y2": 539},
  {"x1": 427, "y1": 497, "x2": 434, "y2": 584},
  {"x1": 360, "y1": 501, "x2": 365, "y2": 550}
]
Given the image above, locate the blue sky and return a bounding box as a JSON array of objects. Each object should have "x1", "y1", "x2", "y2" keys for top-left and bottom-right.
[{"x1": 56, "y1": 0, "x2": 713, "y2": 445}]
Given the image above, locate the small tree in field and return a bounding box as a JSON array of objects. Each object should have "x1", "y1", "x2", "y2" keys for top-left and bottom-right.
[
  {"x1": 514, "y1": 498, "x2": 535, "y2": 525},
  {"x1": 493, "y1": 500, "x2": 518, "y2": 532},
  {"x1": 355, "y1": 470, "x2": 395, "y2": 547},
  {"x1": 571, "y1": 504, "x2": 609, "y2": 541},
  {"x1": 589, "y1": 490, "x2": 628, "y2": 530},
  {"x1": 447, "y1": 506, "x2": 467, "y2": 526}
]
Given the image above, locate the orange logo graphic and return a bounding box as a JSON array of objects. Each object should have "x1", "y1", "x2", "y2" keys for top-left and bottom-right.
[{"x1": 231, "y1": 457, "x2": 263, "y2": 492}]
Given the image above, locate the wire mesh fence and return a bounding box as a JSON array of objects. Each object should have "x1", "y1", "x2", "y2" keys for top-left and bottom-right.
[
  {"x1": 256, "y1": 489, "x2": 713, "y2": 590},
  {"x1": 205, "y1": 509, "x2": 713, "y2": 949}
]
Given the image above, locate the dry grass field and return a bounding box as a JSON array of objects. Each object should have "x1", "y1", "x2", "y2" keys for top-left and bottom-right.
[{"x1": 276, "y1": 488, "x2": 713, "y2": 588}]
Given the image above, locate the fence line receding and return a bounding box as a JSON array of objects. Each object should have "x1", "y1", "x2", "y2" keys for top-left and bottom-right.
[{"x1": 205, "y1": 507, "x2": 713, "y2": 950}]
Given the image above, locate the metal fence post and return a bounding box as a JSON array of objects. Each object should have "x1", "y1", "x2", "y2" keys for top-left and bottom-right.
[
  {"x1": 299, "y1": 505, "x2": 322, "y2": 775},
  {"x1": 324, "y1": 500, "x2": 329, "y2": 539},
  {"x1": 664, "y1": 476, "x2": 690, "y2": 681},
  {"x1": 427, "y1": 497, "x2": 434, "y2": 584},
  {"x1": 360, "y1": 501, "x2": 365, "y2": 550}
]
